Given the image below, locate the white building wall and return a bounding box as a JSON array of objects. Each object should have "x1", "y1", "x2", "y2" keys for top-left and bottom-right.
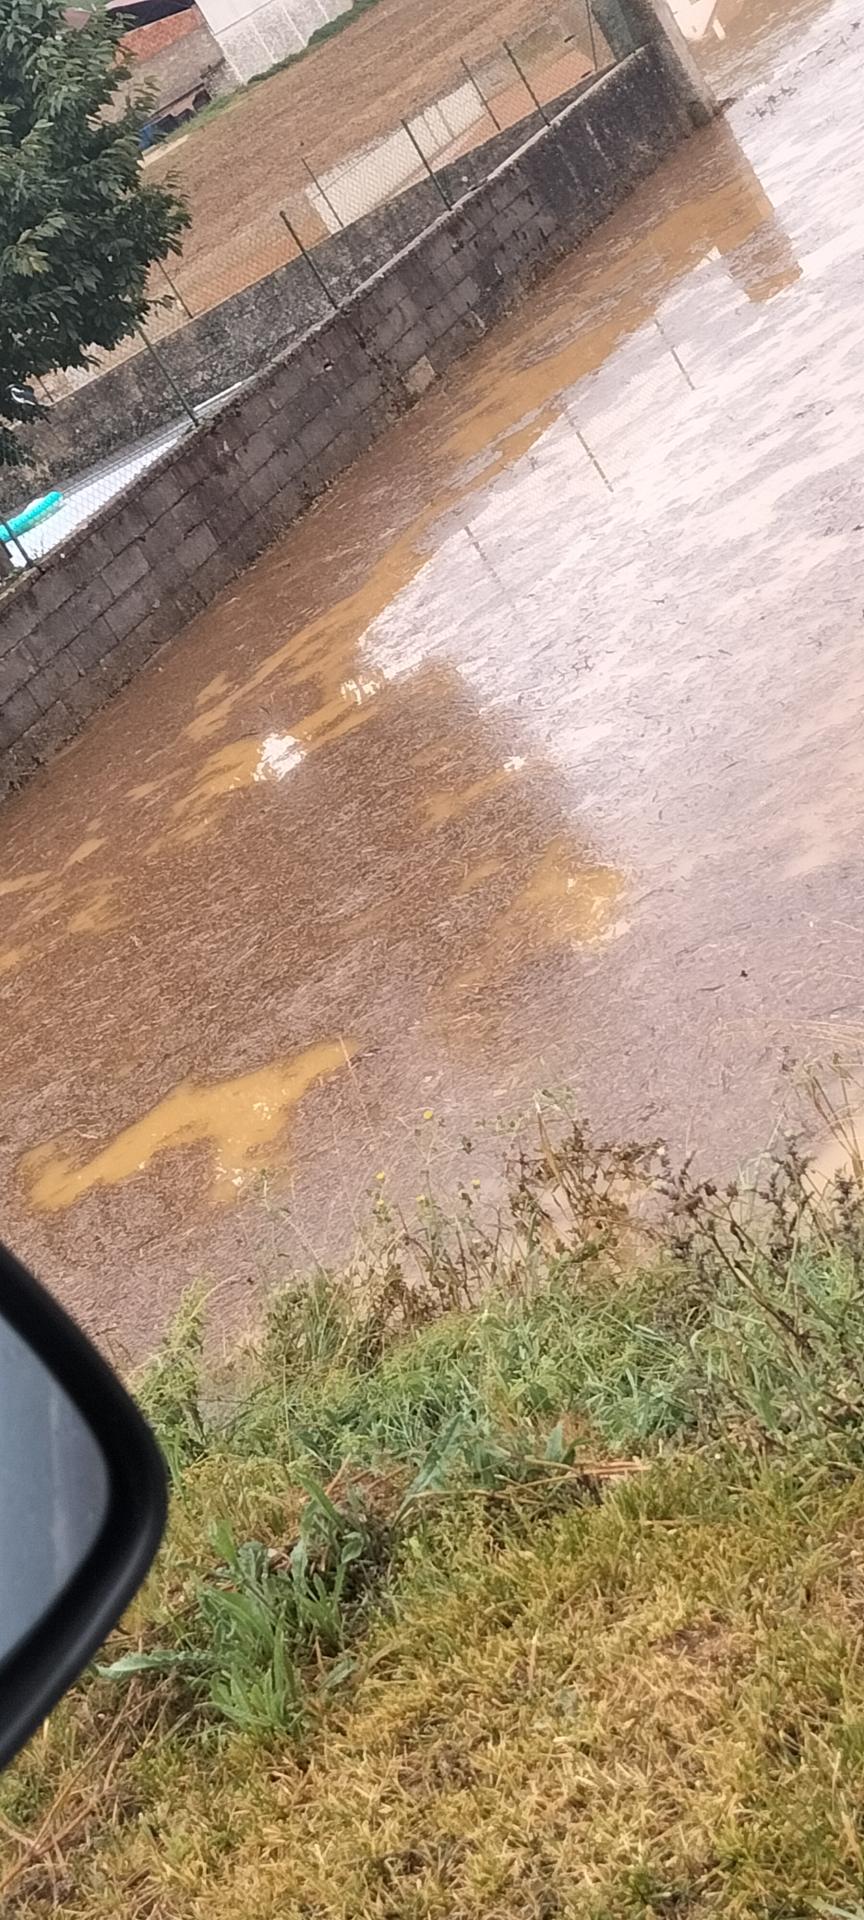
[{"x1": 196, "y1": 0, "x2": 351, "y2": 82}]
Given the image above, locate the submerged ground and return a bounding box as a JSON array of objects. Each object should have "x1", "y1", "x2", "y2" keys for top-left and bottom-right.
[{"x1": 0, "y1": 0, "x2": 861, "y2": 1355}]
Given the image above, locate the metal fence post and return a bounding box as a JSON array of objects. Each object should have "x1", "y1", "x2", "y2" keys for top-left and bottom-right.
[
  {"x1": 279, "y1": 210, "x2": 341, "y2": 311},
  {"x1": 585, "y1": 0, "x2": 599, "y2": 69},
  {"x1": 280, "y1": 208, "x2": 396, "y2": 370},
  {"x1": 135, "y1": 325, "x2": 198, "y2": 429},
  {"x1": 0, "y1": 530, "x2": 29, "y2": 575},
  {"x1": 401, "y1": 117, "x2": 451, "y2": 210},
  {"x1": 460, "y1": 54, "x2": 501, "y2": 132},
  {"x1": 155, "y1": 257, "x2": 193, "y2": 321},
  {"x1": 301, "y1": 156, "x2": 344, "y2": 233},
  {"x1": 502, "y1": 38, "x2": 549, "y2": 123}
]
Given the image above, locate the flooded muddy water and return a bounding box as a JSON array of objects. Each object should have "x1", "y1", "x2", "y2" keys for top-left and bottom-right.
[{"x1": 2, "y1": 0, "x2": 863, "y2": 1352}]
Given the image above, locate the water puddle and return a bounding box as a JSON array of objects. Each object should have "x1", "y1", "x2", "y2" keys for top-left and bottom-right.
[
  {"x1": 420, "y1": 763, "x2": 525, "y2": 828},
  {"x1": 64, "y1": 836, "x2": 107, "y2": 870},
  {"x1": 0, "y1": 947, "x2": 30, "y2": 977},
  {"x1": 66, "y1": 884, "x2": 123, "y2": 937},
  {"x1": 455, "y1": 855, "x2": 506, "y2": 895},
  {"x1": 0, "y1": 872, "x2": 51, "y2": 900},
  {"x1": 149, "y1": 732, "x2": 307, "y2": 852},
  {"x1": 453, "y1": 839, "x2": 625, "y2": 991},
  {"x1": 807, "y1": 1118, "x2": 864, "y2": 1192},
  {"x1": 20, "y1": 1041, "x2": 355, "y2": 1213}
]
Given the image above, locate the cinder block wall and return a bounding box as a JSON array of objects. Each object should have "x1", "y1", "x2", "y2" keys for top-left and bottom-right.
[
  {"x1": 30, "y1": 71, "x2": 602, "y2": 484},
  {"x1": 0, "y1": 48, "x2": 694, "y2": 796}
]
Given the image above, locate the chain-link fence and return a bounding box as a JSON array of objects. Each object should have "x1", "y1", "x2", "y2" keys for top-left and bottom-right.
[{"x1": 1, "y1": 0, "x2": 626, "y2": 575}]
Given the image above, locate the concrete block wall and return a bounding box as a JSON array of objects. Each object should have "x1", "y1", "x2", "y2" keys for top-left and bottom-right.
[
  {"x1": 28, "y1": 71, "x2": 602, "y2": 485},
  {"x1": 0, "y1": 46, "x2": 695, "y2": 796}
]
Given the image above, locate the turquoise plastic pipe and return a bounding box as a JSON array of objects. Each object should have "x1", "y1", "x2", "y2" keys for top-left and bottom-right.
[{"x1": 0, "y1": 491, "x2": 64, "y2": 543}]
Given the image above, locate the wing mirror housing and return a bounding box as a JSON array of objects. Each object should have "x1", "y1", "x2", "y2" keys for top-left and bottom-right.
[{"x1": 0, "y1": 1242, "x2": 166, "y2": 1770}]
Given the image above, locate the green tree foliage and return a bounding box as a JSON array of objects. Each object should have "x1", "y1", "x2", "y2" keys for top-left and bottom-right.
[{"x1": 0, "y1": 0, "x2": 188, "y2": 466}]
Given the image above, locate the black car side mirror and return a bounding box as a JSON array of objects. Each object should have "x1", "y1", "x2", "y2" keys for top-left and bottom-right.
[{"x1": 0, "y1": 1242, "x2": 166, "y2": 1770}]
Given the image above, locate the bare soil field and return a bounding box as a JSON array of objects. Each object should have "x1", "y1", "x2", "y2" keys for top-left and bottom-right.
[{"x1": 144, "y1": 0, "x2": 597, "y2": 312}]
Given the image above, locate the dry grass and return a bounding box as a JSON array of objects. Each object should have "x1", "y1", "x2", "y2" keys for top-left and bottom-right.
[
  {"x1": 183, "y1": 1467, "x2": 864, "y2": 1919},
  {"x1": 4, "y1": 1102, "x2": 864, "y2": 1918}
]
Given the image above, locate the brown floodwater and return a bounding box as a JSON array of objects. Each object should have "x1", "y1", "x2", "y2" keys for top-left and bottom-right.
[{"x1": 2, "y1": 0, "x2": 863, "y2": 1354}]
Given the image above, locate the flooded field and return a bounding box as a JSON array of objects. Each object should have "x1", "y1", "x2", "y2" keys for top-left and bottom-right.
[{"x1": 2, "y1": 0, "x2": 863, "y2": 1353}]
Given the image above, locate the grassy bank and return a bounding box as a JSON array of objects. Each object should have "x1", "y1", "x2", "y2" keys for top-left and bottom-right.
[{"x1": 4, "y1": 1111, "x2": 864, "y2": 1916}]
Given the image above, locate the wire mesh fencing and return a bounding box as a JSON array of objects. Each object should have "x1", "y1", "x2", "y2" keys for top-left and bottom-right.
[{"x1": 1, "y1": 0, "x2": 624, "y2": 575}]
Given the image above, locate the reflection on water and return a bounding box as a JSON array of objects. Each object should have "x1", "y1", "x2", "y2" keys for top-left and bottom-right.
[
  {"x1": 0, "y1": 873, "x2": 50, "y2": 901},
  {"x1": 64, "y1": 837, "x2": 107, "y2": 870},
  {"x1": 21, "y1": 1042, "x2": 355, "y2": 1213},
  {"x1": 0, "y1": 870, "x2": 126, "y2": 968},
  {"x1": 807, "y1": 1115, "x2": 864, "y2": 1192},
  {"x1": 0, "y1": 0, "x2": 860, "y2": 1352},
  {"x1": 692, "y1": 0, "x2": 837, "y2": 83},
  {"x1": 156, "y1": 733, "x2": 305, "y2": 840},
  {"x1": 0, "y1": 947, "x2": 29, "y2": 977},
  {"x1": 172, "y1": 739, "x2": 264, "y2": 814},
  {"x1": 452, "y1": 839, "x2": 625, "y2": 992},
  {"x1": 66, "y1": 885, "x2": 123, "y2": 937},
  {"x1": 256, "y1": 733, "x2": 305, "y2": 780},
  {"x1": 420, "y1": 764, "x2": 525, "y2": 828},
  {"x1": 455, "y1": 855, "x2": 506, "y2": 895}
]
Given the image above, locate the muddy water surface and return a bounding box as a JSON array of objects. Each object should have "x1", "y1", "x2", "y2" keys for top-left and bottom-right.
[{"x1": 2, "y1": 0, "x2": 863, "y2": 1351}]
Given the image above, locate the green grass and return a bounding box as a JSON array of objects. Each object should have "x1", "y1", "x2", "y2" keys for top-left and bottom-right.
[{"x1": 4, "y1": 1107, "x2": 864, "y2": 1916}]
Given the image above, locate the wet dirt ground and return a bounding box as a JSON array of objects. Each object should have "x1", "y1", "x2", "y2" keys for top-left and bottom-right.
[{"x1": 2, "y1": 0, "x2": 863, "y2": 1354}]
